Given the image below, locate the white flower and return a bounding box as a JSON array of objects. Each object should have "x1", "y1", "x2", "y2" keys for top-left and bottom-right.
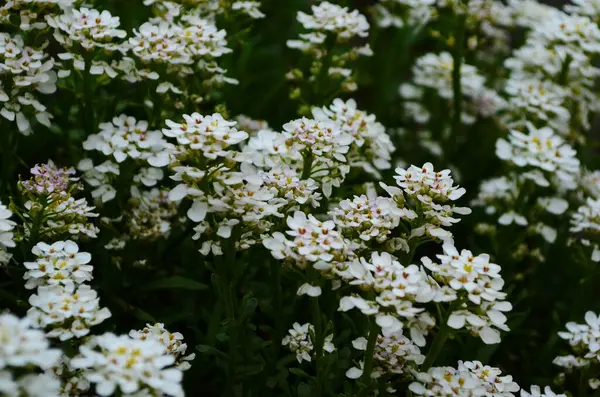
[
  {"x1": 297, "y1": 283, "x2": 322, "y2": 297},
  {"x1": 312, "y1": 98, "x2": 394, "y2": 177},
  {"x1": 129, "y1": 323, "x2": 195, "y2": 371},
  {"x1": 23, "y1": 240, "x2": 93, "y2": 289},
  {"x1": 83, "y1": 114, "x2": 173, "y2": 165},
  {"x1": 496, "y1": 123, "x2": 580, "y2": 189},
  {"x1": 232, "y1": 1, "x2": 265, "y2": 19},
  {"x1": 537, "y1": 197, "x2": 568, "y2": 215},
  {"x1": 350, "y1": 329, "x2": 424, "y2": 377},
  {"x1": 264, "y1": 211, "x2": 350, "y2": 272},
  {"x1": 128, "y1": 187, "x2": 178, "y2": 240},
  {"x1": 0, "y1": 200, "x2": 16, "y2": 264},
  {"x1": 571, "y1": 198, "x2": 600, "y2": 234},
  {"x1": 331, "y1": 194, "x2": 404, "y2": 243},
  {"x1": 503, "y1": 78, "x2": 570, "y2": 131},
  {"x1": 498, "y1": 211, "x2": 528, "y2": 226},
  {"x1": 259, "y1": 168, "x2": 322, "y2": 207},
  {"x1": 0, "y1": 313, "x2": 61, "y2": 369},
  {"x1": 71, "y1": 332, "x2": 184, "y2": 397},
  {"x1": 374, "y1": 0, "x2": 436, "y2": 28},
  {"x1": 282, "y1": 322, "x2": 335, "y2": 363},
  {"x1": 27, "y1": 284, "x2": 111, "y2": 340},
  {"x1": 410, "y1": 361, "x2": 519, "y2": 397},
  {"x1": 293, "y1": 2, "x2": 369, "y2": 41},
  {"x1": 78, "y1": 158, "x2": 119, "y2": 203},
  {"x1": 46, "y1": 8, "x2": 126, "y2": 50},
  {"x1": 521, "y1": 385, "x2": 566, "y2": 397},
  {"x1": 163, "y1": 113, "x2": 248, "y2": 159},
  {"x1": 282, "y1": 117, "x2": 352, "y2": 196}
]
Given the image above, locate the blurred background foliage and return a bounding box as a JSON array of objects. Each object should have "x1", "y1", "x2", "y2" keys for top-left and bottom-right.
[{"x1": 1, "y1": 0, "x2": 600, "y2": 396}]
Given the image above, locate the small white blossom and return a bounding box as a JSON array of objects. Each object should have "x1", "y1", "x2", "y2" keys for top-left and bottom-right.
[
  {"x1": 71, "y1": 332, "x2": 184, "y2": 397},
  {"x1": 282, "y1": 322, "x2": 335, "y2": 363}
]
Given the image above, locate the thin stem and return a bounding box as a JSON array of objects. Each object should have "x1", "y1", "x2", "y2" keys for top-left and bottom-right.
[
  {"x1": 220, "y1": 233, "x2": 239, "y2": 395},
  {"x1": 557, "y1": 54, "x2": 573, "y2": 86},
  {"x1": 301, "y1": 150, "x2": 314, "y2": 180},
  {"x1": 83, "y1": 53, "x2": 95, "y2": 135},
  {"x1": 447, "y1": 11, "x2": 466, "y2": 161},
  {"x1": 421, "y1": 307, "x2": 451, "y2": 371},
  {"x1": 579, "y1": 365, "x2": 590, "y2": 397},
  {"x1": 270, "y1": 259, "x2": 283, "y2": 361},
  {"x1": 359, "y1": 320, "x2": 380, "y2": 395},
  {"x1": 311, "y1": 296, "x2": 323, "y2": 395}
]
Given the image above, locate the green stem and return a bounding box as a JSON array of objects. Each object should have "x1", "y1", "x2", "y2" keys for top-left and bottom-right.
[
  {"x1": 421, "y1": 309, "x2": 451, "y2": 371},
  {"x1": 83, "y1": 53, "x2": 95, "y2": 135},
  {"x1": 447, "y1": 12, "x2": 466, "y2": 162},
  {"x1": 557, "y1": 54, "x2": 573, "y2": 86},
  {"x1": 579, "y1": 366, "x2": 590, "y2": 397},
  {"x1": 311, "y1": 296, "x2": 323, "y2": 395},
  {"x1": 220, "y1": 234, "x2": 239, "y2": 395},
  {"x1": 301, "y1": 150, "x2": 314, "y2": 180},
  {"x1": 359, "y1": 320, "x2": 380, "y2": 394},
  {"x1": 271, "y1": 259, "x2": 283, "y2": 361}
]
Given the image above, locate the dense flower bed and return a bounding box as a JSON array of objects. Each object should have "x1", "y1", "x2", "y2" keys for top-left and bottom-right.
[{"x1": 1, "y1": 0, "x2": 600, "y2": 396}]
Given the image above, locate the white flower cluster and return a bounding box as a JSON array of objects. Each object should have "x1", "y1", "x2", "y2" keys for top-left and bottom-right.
[
  {"x1": 503, "y1": 78, "x2": 570, "y2": 132},
  {"x1": 281, "y1": 117, "x2": 352, "y2": 196},
  {"x1": 521, "y1": 386, "x2": 567, "y2": 397},
  {"x1": 52, "y1": 355, "x2": 91, "y2": 397},
  {"x1": 0, "y1": 313, "x2": 62, "y2": 397},
  {"x1": 259, "y1": 168, "x2": 322, "y2": 208},
  {"x1": 423, "y1": 244, "x2": 512, "y2": 344},
  {"x1": 504, "y1": 4, "x2": 600, "y2": 135},
  {"x1": 400, "y1": 52, "x2": 505, "y2": 126},
  {"x1": 122, "y1": 4, "x2": 236, "y2": 92},
  {"x1": 331, "y1": 194, "x2": 403, "y2": 244},
  {"x1": 71, "y1": 332, "x2": 185, "y2": 397},
  {"x1": 127, "y1": 187, "x2": 179, "y2": 241},
  {"x1": 496, "y1": 123, "x2": 580, "y2": 189},
  {"x1": 282, "y1": 322, "x2": 335, "y2": 364},
  {"x1": 77, "y1": 159, "x2": 120, "y2": 204},
  {"x1": 47, "y1": 8, "x2": 126, "y2": 51},
  {"x1": 265, "y1": 211, "x2": 353, "y2": 293},
  {"x1": 18, "y1": 162, "x2": 100, "y2": 240},
  {"x1": 373, "y1": 0, "x2": 436, "y2": 29},
  {"x1": 25, "y1": 241, "x2": 111, "y2": 340},
  {"x1": 0, "y1": 0, "x2": 75, "y2": 30},
  {"x1": 296, "y1": 1, "x2": 369, "y2": 39},
  {"x1": 164, "y1": 112, "x2": 298, "y2": 255},
  {"x1": 0, "y1": 200, "x2": 16, "y2": 265},
  {"x1": 83, "y1": 114, "x2": 172, "y2": 168},
  {"x1": 409, "y1": 360, "x2": 520, "y2": 397},
  {"x1": 0, "y1": 33, "x2": 56, "y2": 134},
  {"x1": 571, "y1": 198, "x2": 600, "y2": 235},
  {"x1": 240, "y1": 99, "x2": 390, "y2": 197},
  {"x1": 382, "y1": 162, "x2": 471, "y2": 242},
  {"x1": 23, "y1": 240, "x2": 92, "y2": 290},
  {"x1": 79, "y1": 114, "x2": 173, "y2": 206},
  {"x1": 346, "y1": 330, "x2": 424, "y2": 379},
  {"x1": 287, "y1": 1, "x2": 372, "y2": 92},
  {"x1": 312, "y1": 98, "x2": 394, "y2": 178},
  {"x1": 129, "y1": 323, "x2": 195, "y2": 371},
  {"x1": 554, "y1": 311, "x2": 600, "y2": 389},
  {"x1": 338, "y1": 251, "x2": 433, "y2": 334},
  {"x1": 570, "y1": 197, "x2": 600, "y2": 262}
]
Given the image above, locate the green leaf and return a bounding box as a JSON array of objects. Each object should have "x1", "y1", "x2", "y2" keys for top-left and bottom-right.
[
  {"x1": 289, "y1": 368, "x2": 310, "y2": 378},
  {"x1": 141, "y1": 276, "x2": 208, "y2": 291},
  {"x1": 238, "y1": 362, "x2": 264, "y2": 376},
  {"x1": 240, "y1": 297, "x2": 258, "y2": 321},
  {"x1": 216, "y1": 333, "x2": 230, "y2": 342},
  {"x1": 298, "y1": 382, "x2": 312, "y2": 397},
  {"x1": 196, "y1": 344, "x2": 227, "y2": 359}
]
